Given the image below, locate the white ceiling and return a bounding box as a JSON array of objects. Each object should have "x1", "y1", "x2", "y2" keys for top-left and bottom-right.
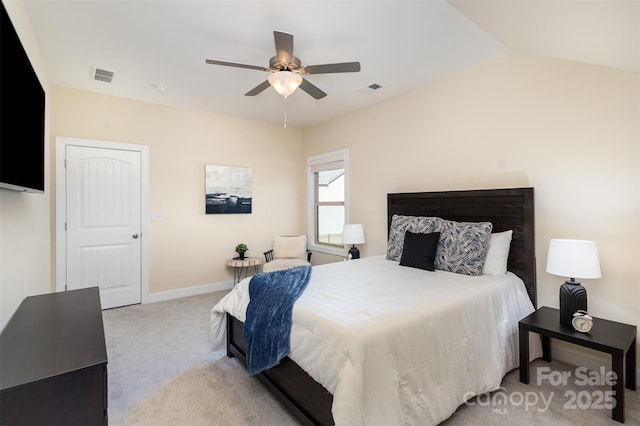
[{"x1": 22, "y1": 0, "x2": 639, "y2": 128}]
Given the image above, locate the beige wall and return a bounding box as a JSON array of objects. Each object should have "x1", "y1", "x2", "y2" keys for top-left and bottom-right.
[
  {"x1": 50, "y1": 86, "x2": 303, "y2": 294},
  {"x1": 0, "y1": 0, "x2": 51, "y2": 329},
  {"x1": 302, "y1": 53, "x2": 639, "y2": 363}
]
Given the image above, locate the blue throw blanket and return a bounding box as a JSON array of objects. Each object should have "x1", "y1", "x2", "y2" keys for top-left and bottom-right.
[{"x1": 244, "y1": 265, "x2": 312, "y2": 376}]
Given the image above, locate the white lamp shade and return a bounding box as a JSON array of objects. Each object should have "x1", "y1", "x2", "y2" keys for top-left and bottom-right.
[
  {"x1": 268, "y1": 71, "x2": 302, "y2": 97},
  {"x1": 546, "y1": 239, "x2": 601, "y2": 279},
  {"x1": 343, "y1": 224, "x2": 365, "y2": 245}
]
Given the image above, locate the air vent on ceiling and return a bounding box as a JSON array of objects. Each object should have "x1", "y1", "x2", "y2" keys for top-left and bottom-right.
[
  {"x1": 358, "y1": 83, "x2": 383, "y2": 94},
  {"x1": 92, "y1": 66, "x2": 115, "y2": 83}
]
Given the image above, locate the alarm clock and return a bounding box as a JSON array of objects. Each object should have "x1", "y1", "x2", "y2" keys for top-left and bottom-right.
[{"x1": 572, "y1": 310, "x2": 593, "y2": 333}]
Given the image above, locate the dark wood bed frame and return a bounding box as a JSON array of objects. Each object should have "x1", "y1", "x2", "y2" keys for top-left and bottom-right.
[{"x1": 225, "y1": 187, "x2": 536, "y2": 425}]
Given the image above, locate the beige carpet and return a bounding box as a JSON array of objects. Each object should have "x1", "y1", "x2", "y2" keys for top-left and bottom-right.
[
  {"x1": 103, "y1": 291, "x2": 298, "y2": 426},
  {"x1": 112, "y1": 361, "x2": 299, "y2": 426},
  {"x1": 102, "y1": 292, "x2": 639, "y2": 425}
]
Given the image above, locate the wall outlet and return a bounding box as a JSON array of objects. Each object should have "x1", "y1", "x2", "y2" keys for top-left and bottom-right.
[{"x1": 151, "y1": 212, "x2": 163, "y2": 222}]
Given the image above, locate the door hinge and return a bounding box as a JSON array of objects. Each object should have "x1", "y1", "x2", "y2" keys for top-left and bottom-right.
[
  {"x1": 65, "y1": 284, "x2": 68, "y2": 291},
  {"x1": 64, "y1": 159, "x2": 67, "y2": 168},
  {"x1": 64, "y1": 222, "x2": 67, "y2": 231}
]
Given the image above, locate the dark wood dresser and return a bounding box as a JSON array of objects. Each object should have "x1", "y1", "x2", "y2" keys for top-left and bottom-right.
[{"x1": 0, "y1": 287, "x2": 108, "y2": 425}]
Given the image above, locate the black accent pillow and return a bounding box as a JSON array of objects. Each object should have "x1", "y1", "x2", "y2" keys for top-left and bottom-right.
[{"x1": 399, "y1": 231, "x2": 441, "y2": 271}]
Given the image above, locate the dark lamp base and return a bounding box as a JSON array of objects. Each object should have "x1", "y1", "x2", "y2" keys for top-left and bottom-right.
[
  {"x1": 559, "y1": 280, "x2": 587, "y2": 326},
  {"x1": 348, "y1": 245, "x2": 360, "y2": 259}
]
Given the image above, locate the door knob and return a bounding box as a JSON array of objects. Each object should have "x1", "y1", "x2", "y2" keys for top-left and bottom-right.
[{"x1": 132, "y1": 233, "x2": 139, "y2": 239}]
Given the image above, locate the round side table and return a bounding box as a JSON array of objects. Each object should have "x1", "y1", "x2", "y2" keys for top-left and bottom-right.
[{"x1": 226, "y1": 257, "x2": 262, "y2": 284}]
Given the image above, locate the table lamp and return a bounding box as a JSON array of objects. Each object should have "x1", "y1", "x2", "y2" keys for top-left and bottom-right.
[
  {"x1": 343, "y1": 224, "x2": 365, "y2": 259},
  {"x1": 546, "y1": 239, "x2": 601, "y2": 326}
]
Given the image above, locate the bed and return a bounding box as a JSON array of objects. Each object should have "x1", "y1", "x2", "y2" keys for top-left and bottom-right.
[{"x1": 211, "y1": 187, "x2": 540, "y2": 425}]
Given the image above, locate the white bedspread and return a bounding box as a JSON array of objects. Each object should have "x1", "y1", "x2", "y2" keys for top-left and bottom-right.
[{"x1": 211, "y1": 255, "x2": 542, "y2": 425}]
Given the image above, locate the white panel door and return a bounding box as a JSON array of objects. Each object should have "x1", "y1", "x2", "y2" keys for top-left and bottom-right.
[{"x1": 66, "y1": 145, "x2": 142, "y2": 309}]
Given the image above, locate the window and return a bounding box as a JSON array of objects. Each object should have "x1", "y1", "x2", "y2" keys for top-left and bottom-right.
[
  {"x1": 308, "y1": 150, "x2": 348, "y2": 255},
  {"x1": 316, "y1": 170, "x2": 344, "y2": 245}
]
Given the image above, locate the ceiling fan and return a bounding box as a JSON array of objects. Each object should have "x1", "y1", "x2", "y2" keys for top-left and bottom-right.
[{"x1": 205, "y1": 31, "x2": 361, "y2": 100}]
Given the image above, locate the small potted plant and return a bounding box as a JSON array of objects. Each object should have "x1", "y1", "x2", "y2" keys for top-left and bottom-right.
[{"x1": 235, "y1": 243, "x2": 248, "y2": 260}]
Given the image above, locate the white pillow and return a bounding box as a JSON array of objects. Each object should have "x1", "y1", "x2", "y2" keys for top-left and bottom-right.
[
  {"x1": 273, "y1": 236, "x2": 308, "y2": 260},
  {"x1": 482, "y1": 230, "x2": 513, "y2": 275}
]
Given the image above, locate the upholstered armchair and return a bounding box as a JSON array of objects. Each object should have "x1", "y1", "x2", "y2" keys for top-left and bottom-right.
[{"x1": 263, "y1": 236, "x2": 312, "y2": 273}]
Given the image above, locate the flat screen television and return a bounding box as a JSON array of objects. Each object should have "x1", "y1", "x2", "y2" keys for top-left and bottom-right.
[{"x1": 0, "y1": 1, "x2": 46, "y2": 193}]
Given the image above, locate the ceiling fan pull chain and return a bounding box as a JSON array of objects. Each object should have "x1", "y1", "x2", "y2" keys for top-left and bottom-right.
[{"x1": 283, "y1": 96, "x2": 288, "y2": 129}]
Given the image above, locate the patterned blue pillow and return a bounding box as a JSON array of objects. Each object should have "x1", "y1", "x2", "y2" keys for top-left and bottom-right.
[
  {"x1": 435, "y1": 220, "x2": 493, "y2": 276},
  {"x1": 386, "y1": 215, "x2": 442, "y2": 261}
]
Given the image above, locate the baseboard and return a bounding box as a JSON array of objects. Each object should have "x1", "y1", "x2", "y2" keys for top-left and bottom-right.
[
  {"x1": 144, "y1": 280, "x2": 234, "y2": 304},
  {"x1": 550, "y1": 340, "x2": 640, "y2": 386}
]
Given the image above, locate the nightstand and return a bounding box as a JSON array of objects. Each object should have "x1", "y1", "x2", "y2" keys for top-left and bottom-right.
[{"x1": 519, "y1": 306, "x2": 636, "y2": 423}]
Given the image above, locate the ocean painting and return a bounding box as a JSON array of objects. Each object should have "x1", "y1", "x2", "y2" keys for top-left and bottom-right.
[{"x1": 205, "y1": 165, "x2": 252, "y2": 214}]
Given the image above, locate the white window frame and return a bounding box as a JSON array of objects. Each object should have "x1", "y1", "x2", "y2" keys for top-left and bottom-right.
[{"x1": 307, "y1": 149, "x2": 349, "y2": 256}]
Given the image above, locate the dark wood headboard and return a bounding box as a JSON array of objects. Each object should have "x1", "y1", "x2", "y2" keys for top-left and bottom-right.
[{"x1": 387, "y1": 187, "x2": 536, "y2": 307}]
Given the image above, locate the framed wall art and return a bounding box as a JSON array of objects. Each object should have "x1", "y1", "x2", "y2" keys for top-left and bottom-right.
[{"x1": 205, "y1": 164, "x2": 252, "y2": 214}]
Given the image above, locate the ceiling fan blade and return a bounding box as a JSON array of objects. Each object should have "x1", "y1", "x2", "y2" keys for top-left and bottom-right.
[
  {"x1": 299, "y1": 78, "x2": 327, "y2": 99},
  {"x1": 274, "y1": 31, "x2": 294, "y2": 64},
  {"x1": 244, "y1": 80, "x2": 271, "y2": 96},
  {"x1": 206, "y1": 59, "x2": 269, "y2": 72},
  {"x1": 304, "y1": 62, "x2": 361, "y2": 74}
]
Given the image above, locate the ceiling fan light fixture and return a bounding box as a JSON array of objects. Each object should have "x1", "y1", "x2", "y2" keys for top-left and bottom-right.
[{"x1": 268, "y1": 71, "x2": 302, "y2": 97}]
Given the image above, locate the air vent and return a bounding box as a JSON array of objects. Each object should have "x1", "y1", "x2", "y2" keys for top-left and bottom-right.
[
  {"x1": 358, "y1": 83, "x2": 383, "y2": 94},
  {"x1": 92, "y1": 67, "x2": 115, "y2": 83}
]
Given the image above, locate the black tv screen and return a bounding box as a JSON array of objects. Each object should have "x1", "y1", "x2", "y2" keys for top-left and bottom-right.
[{"x1": 0, "y1": 1, "x2": 45, "y2": 193}]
